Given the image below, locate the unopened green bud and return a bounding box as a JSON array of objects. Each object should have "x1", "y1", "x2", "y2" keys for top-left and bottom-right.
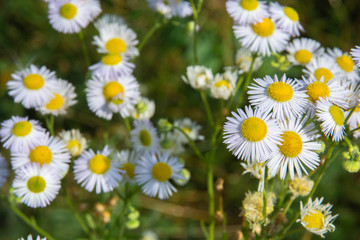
[
  {"x1": 160, "y1": 138, "x2": 174, "y2": 149},
  {"x1": 128, "y1": 210, "x2": 140, "y2": 220},
  {"x1": 126, "y1": 219, "x2": 140, "y2": 229},
  {"x1": 158, "y1": 119, "x2": 173, "y2": 132},
  {"x1": 342, "y1": 151, "x2": 351, "y2": 160},
  {"x1": 85, "y1": 214, "x2": 96, "y2": 229},
  {"x1": 343, "y1": 160, "x2": 360, "y2": 173},
  {"x1": 315, "y1": 141, "x2": 326, "y2": 154},
  {"x1": 173, "y1": 168, "x2": 191, "y2": 186},
  {"x1": 136, "y1": 101, "x2": 147, "y2": 114}
]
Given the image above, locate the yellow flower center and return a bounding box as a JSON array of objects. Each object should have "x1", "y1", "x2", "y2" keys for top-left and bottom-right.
[
  {"x1": 336, "y1": 55, "x2": 354, "y2": 72},
  {"x1": 240, "y1": 0, "x2": 259, "y2": 11},
  {"x1": 294, "y1": 49, "x2": 312, "y2": 64},
  {"x1": 103, "y1": 81, "x2": 124, "y2": 101},
  {"x1": 105, "y1": 38, "x2": 127, "y2": 54},
  {"x1": 284, "y1": 7, "x2": 299, "y2": 21},
  {"x1": 306, "y1": 82, "x2": 330, "y2": 102},
  {"x1": 102, "y1": 54, "x2": 122, "y2": 65},
  {"x1": 152, "y1": 162, "x2": 172, "y2": 182},
  {"x1": 29, "y1": 146, "x2": 53, "y2": 165},
  {"x1": 241, "y1": 117, "x2": 268, "y2": 142},
  {"x1": 67, "y1": 139, "x2": 81, "y2": 156},
  {"x1": 303, "y1": 210, "x2": 324, "y2": 229},
  {"x1": 279, "y1": 131, "x2": 303, "y2": 157},
  {"x1": 252, "y1": 18, "x2": 275, "y2": 37},
  {"x1": 60, "y1": 3, "x2": 77, "y2": 20},
  {"x1": 329, "y1": 105, "x2": 344, "y2": 126},
  {"x1": 214, "y1": 80, "x2": 230, "y2": 89},
  {"x1": 89, "y1": 154, "x2": 111, "y2": 174},
  {"x1": 267, "y1": 82, "x2": 294, "y2": 102},
  {"x1": 121, "y1": 163, "x2": 135, "y2": 179},
  {"x1": 45, "y1": 93, "x2": 64, "y2": 110},
  {"x1": 23, "y1": 74, "x2": 44, "y2": 90},
  {"x1": 27, "y1": 176, "x2": 46, "y2": 193},
  {"x1": 12, "y1": 121, "x2": 32, "y2": 137},
  {"x1": 139, "y1": 129, "x2": 152, "y2": 146},
  {"x1": 182, "y1": 127, "x2": 192, "y2": 135},
  {"x1": 314, "y1": 68, "x2": 333, "y2": 82}
]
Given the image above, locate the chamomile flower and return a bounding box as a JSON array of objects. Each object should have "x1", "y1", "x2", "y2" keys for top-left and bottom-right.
[
  {"x1": 327, "y1": 48, "x2": 360, "y2": 83},
  {"x1": 86, "y1": 73, "x2": 140, "y2": 120},
  {"x1": 286, "y1": 38, "x2": 324, "y2": 66},
  {"x1": 0, "y1": 155, "x2": 9, "y2": 188},
  {"x1": 94, "y1": 14, "x2": 126, "y2": 30},
  {"x1": 223, "y1": 105, "x2": 282, "y2": 163},
  {"x1": 83, "y1": 0, "x2": 101, "y2": 19},
  {"x1": 316, "y1": 98, "x2": 346, "y2": 141},
  {"x1": 248, "y1": 74, "x2": 308, "y2": 121},
  {"x1": 350, "y1": 45, "x2": 360, "y2": 67},
  {"x1": 13, "y1": 162, "x2": 61, "y2": 208},
  {"x1": 0, "y1": 116, "x2": 46, "y2": 153},
  {"x1": 18, "y1": 234, "x2": 46, "y2": 240},
  {"x1": 7, "y1": 65, "x2": 57, "y2": 109},
  {"x1": 130, "y1": 97, "x2": 156, "y2": 120},
  {"x1": 10, "y1": 134, "x2": 71, "y2": 177},
  {"x1": 147, "y1": 0, "x2": 192, "y2": 18},
  {"x1": 73, "y1": 146, "x2": 123, "y2": 194},
  {"x1": 173, "y1": 118, "x2": 204, "y2": 144},
  {"x1": 210, "y1": 70, "x2": 237, "y2": 100},
  {"x1": 236, "y1": 48, "x2": 263, "y2": 73},
  {"x1": 134, "y1": 152, "x2": 184, "y2": 199},
  {"x1": 265, "y1": 118, "x2": 321, "y2": 179},
  {"x1": 147, "y1": 0, "x2": 172, "y2": 17},
  {"x1": 303, "y1": 56, "x2": 342, "y2": 83},
  {"x1": 130, "y1": 120, "x2": 159, "y2": 154},
  {"x1": 234, "y1": 17, "x2": 290, "y2": 56},
  {"x1": 182, "y1": 65, "x2": 213, "y2": 90},
  {"x1": 269, "y1": 2, "x2": 304, "y2": 37},
  {"x1": 58, "y1": 129, "x2": 87, "y2": 157},
  {"x1": 298, "y1": 198, "x2": 338, "y2": 238},
  {"x1": 113, "y1": 150, "x2": 140, "y2": 183},
  {"x1": 36, "y1": 79, "x2": 77, "y2": 116},
  {"x1": 226, "y1": 0, "x2": 269, "y2": 25}
]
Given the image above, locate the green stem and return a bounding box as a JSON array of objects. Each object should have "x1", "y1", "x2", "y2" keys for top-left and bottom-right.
[
  {"x1": 227, "y1": 75, "x2": 245, "y2": 109},
  {"x1": 138, "y1": 21, "x2": 161, "y2": 52},
  {"x1": 174, "y1": 126, "x2": 205, "y2": 160},
  {"x1": 45, "y1": 115, "x2": 55, "y2": 136},
  {"x1": 189, "y1": 0, "x2": 198, "y2": 64},
  {"x1": 349, "y1": 126, "x2": 360, "y2": 134},
  {"x1": 200, "y1": 221, "x2": 209, "y2": 240},
  {"x1": 282, "y1": 195, "x2": 296, "y2": 215},
  {"x1": 118, "y1": 185, "x2": 131, "y2": 240},
  {"x1": 236, "y1": 54, "x2": 257, "y2": 108},
  {"x1": 123, "y1": 117, "x2": 132, "y2": 133},
  {"x1": 345, "y1": 106, "x2": 356, "y2": 124},
  {"x1": 78, "y1": 30, "x2": 90, "y2": 67},
  {"x1": 261, "y1": 167, "x2": 268, "y2": 239},
  {"x1": 207, "y1": 154, "x2": 215, "y2": 240},
  {"x1": 200, "y1": 91, "x2": 214, "y2": 127},
  {"x1": 65, "y1": 192, "x2": 91, "y2": 237}
]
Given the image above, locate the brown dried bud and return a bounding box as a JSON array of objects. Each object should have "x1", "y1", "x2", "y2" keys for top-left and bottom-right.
[
  {"x1": 214, "y1": 210, "x2": 224, "y2": 222},
  {"x1": 95, "y1": 202, "x2": 106, "y2": 214},
  {"x1": 215, "y1": 178, "x2": 224, "y2": 192},
  {"x1": 108, "y1": 196, "x2": 119, "y2": 208},
  {"x1": 102, "y1": 211, "x2": 111, "y2": 224},
  {"x1": 232, "y1": 230, "x2": 244, "y2": 240},
  {"x1": 79, "y1": 202, "x2": 89, "y2": 212}
]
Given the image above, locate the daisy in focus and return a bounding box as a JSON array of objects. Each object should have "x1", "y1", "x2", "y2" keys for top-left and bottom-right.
[
  {"x1": 210, "y1": 70, "x2": 237, "y2": 100},
  {"x1": 350, "y1": 45, "x2": 360, "y2": 67},
  {"x1": 134, "y1": 152, "x2": 184, "y2": 199},
  {"x1": 0, "y1": 116, "x2": 46, "y2": 153},
  {"x1": 226, "y1": 0, "x2": 268, "y2": 25},
  {"x1": 12, "y1": 162, "x2": 61, "y2": 208},
  {"x1": 182, "y1": 65, "x2": 213, "y2": 90},
  {"x1": 58, "y1": 129, "x2": 88, "y2": 157},
  {"x1": 286, "y1": 38, "x2": 324, "y2": 66},
  {"x1": 223, "y1": 105, "x2": 282, "y2": 163},
  {"x1": 130, "y1": 120, "x2": 159, "y2": 154},
  {"x1": 327, "y1": 47, "x2": 360, "y2": 83},
  {"x1": 130, "y1": 97, "x2": 156, "y2": 120},
  {"x1": 298, "y1": 198, "x2": 338, "y2": 238},
  {"x1": 113, "y1": 150, "x2": 140, "y2": 183},
  {"x1": 73, "y1": 146, "x2": 123, "y2": 194},
  {"x1": 0, "y1": 154, "x2": 9, "y2": 188},
  {"x1": 303, "y1": 56, "x2": 342, "y2": 83}
]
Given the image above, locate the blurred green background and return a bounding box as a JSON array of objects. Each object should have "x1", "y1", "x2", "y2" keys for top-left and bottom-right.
[{"x1": 1, "y1": 0, "x2": 360, "y2": 239}]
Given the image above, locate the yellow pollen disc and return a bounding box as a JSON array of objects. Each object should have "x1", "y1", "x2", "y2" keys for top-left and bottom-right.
[
  {"x1": 102, "y1": 54, "x2": 122, "y2": 65},
  {"x1": 267, "y1": 82, "x2": 294, "y2": 102},
  {"x1": 252, "y1": 18, "x2": 275, "y2": 37},
  {"x1": 30, "y1": 146, "x2": 53, "y2": 165},
  {"x1": 329, "y1": 105, "x2": 344, "y2": 125},
  {"x1": 23, "y1": 74, "x2": 44, "y2": 90},
  {"x1": 214, "y1": 80, "x2": 230, "y2": 89},
  {"x1": 139, "y1": 129, "x2": 152, "y2": 146},
  {"x1": 152, "y1": 162, "x2": 172, "y2": 182},
  {"x1": 241, "y1": 117, "x2": 267, "y2": 142},
  {"x1": 314, "y1": 68, "x2": 333, "y2": 82},
  {"x1": 284, "y1": 7, "x2": 299, "y2": 21},
  {"x1": 121, "y1": 163, "x2": 135, "y2": 179},
  {"x1": 306, "y1": 82, "x2": 330, "y2": 102},
  {"x1": 279, "y1": 131, "x2": 303, "y2": 157},
  {"x1": 46, "y1": 93, "x2": 64, "y2": 110},
  {"x1": 303, "y1": 210, "x2": 324, "y2": 229},
  {"x1": 105, "y1": 38, "x2": 127, "y2": 54},
  {"x1": 336, "y1": 55, "x2": 354, "y2": 72},
  {"x1": 240, "y1": 0, "x2": 259, "y2": 11},
  {"x1": 182, "y1": 127, "x2": 192, "y2": 135},
  {"x1": 27, "y1": 176, "x2": 46, "y2": 193},
  {"x1": 60, "y1": 3, "x2": 77, "y2": 20},
  {"x1": 103, "y1": 81, "x2": 124, "y2": 101},
  {"x1": 294, "y1": 49, "x2": 312, "y2": 64},
  {"x1": 67, "y1": 140, "x2": 81, "y2": 155},
  {"x1": 89, "y1": 154, "x2": 111, "y2": 174},
  {"x1": 12, "y1": 121, "x2": 32, "y2": 137}
]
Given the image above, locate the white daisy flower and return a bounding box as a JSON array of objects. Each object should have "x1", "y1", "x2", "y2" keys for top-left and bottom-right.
[
  {"x1": 0, "y1": 116, "x2": 46, "y2": 153},
  {"x1": 130, "y1": 120, "x2": 159, "y2": 154},
  {"x1": 240, "y1": 162, "x2": 274, "y2": 191},
  {"x1": 269, "y1": 2, "x2": 304, "y2": 37},
  {"x1": 10, "y1": 133, "x2": 71, "y2": 177},
  {"x1": 147, "y1": 0, "x2": 172, "y2": 17},
  {"x1": 210, "y1": 70, "x2": 237, "y2": 100},
  {"x1": 13, "y1": 162, "x2": 61, "y2": 208},
  {"x1": 298, "y1": 197, "x2": 338, "y2": 238},
  {"x1": 236, "y1": 48, "x2": 263, "y2": 73},
  {"x1": 83, "y1": 0, "x2": 101, "y2": 19},
  {"x1": 223, "y1": 105, "x2": 282, "y2": 163},
  {"x1": 94, "y1": 14, "x2": 126, "y2": 30},
  {"x1": 18, "y1": 234, "x2": 46, "y2": 240},
  {"x1": 7, "y1": 65, "x2": 57, "y2": 109},
  {"x1": 234, "y1": 17, "x2": 290, "y2": 56},
  {"x1": 303, "y1": 56, "x2": 343, "y2": 83},
  {"x1": 248, "y1": 74, "x2": 308, "y2": 121},
  {"x1": 130, "y1": 97, "x2": 156, "y2": 120},
  {"x1": 113, "y1": 150, "x2": 141, "y2": 183},
  {"x1": 226, "y1": 0, "x2": 269, "y2": 25},
  {"x1": 265, "y1": 118, "x2": 321, "y2": 179},
  {"x1": 58, "y1": 129, "x2": 88, "y2": 157},
  {"x1": 173, "y1": 118, "x2": 204, "y2": 144},
  {"x1": 147, "y1": 0, "x2": 192, "y2": 18},
  {"x1": 159, "y1": 131, "x2": 185, "y2": 155},
  {"x1": 350, "y1": 45, "x2": 360, "y2": 67},
  {"x1": 134, "y1": 152, "x2": 184, "y2": 199},
  {"x1": 286, "y1": 38, "x2": 324, "y2": 66},
  {"x1": 36, "y1": 79, "x2": 77, "y2": 116},
  {"x1": 0, "y1": 154, "x2": 9, "y2": 188},
  {"x1": 316, "y1": 98, "x2": 346, "y2": 141},
  {"x1": 86, "y1": 73, "x2": 140, "y2": 120},
  {"x1": 73, "y1": 146, "x2": 123, "y2": 194},
  {"x1": 182, "y1": 65, "x2": 213, "y2": 90},
  {"x1": 327, "y1": 47, "x2": 360, "y2": 83}
]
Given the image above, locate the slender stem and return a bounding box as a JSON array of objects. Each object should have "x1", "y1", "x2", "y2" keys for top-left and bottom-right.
[
  {"x1": 65, "y1": 192, "x2": 91, "y2": 236},
  {"x1": 200, "y1": 221, "x2": 209, "y2": 240},
  {"x1": 236, "y1": 54, "x2": 257, "y2": 108},
  {"x1": 345, "y1": 106, "x2": 356, "y2": 124},
  {"x1": 78, "y1": 30, "x2": 90, "y2": 67},
  {"x1": 282, "y1": 195, "x2": 296, "y2": 215},
  {"x1": 138, "y1": 22, "x2": 161, "y2": 52},
  {"x1": 45, "y1": 115, "x2": 55, "y2": 136},
  {"x1": 261, "y1": 167, "x2": 268, "y2": 239},
  {"x1": 349, "y1": 126, "x2": 360, "y2": 134},
  {"x1": 118, "y1": 186, "x2": 129, "y2": 240},
  {"x1": 174, "y1": 126, "x2": 205, "y2": 160},
  {"x1": 227, "y1": 75, "x2": 245, "y2": 109},
  {"x1": 123, "y1": 117, "x2": 132, "y2": 133},
  {"x1": 200, "y1": 91, "x2": 214, "y2": 127},
  {"x1": 190, "y1": 0, "x2": 199, "y2": 64},
  {"x1": 207, "y1": 154, "x2": 215, "y2": 240}
]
